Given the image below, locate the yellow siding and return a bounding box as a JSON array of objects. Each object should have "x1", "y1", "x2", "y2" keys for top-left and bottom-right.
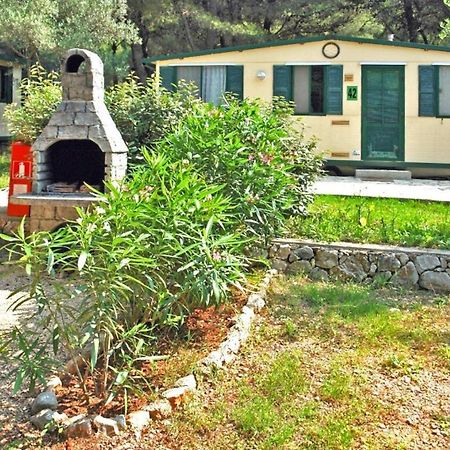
[{"x1": 157, "y1": 40, "x2": 450, "y2": 164}]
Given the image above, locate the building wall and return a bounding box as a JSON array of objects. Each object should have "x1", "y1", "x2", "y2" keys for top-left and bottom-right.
[
  {"x1": 0, "y1": 62, "x2": 22, "y2": 139},
  {"x1": 157, "y1": 40, "x2": 450, "y2": 165}
]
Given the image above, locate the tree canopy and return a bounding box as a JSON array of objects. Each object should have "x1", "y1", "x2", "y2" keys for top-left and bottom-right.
[{"x1": 1, "y1": 0, "x2": 449, "y2": 82}]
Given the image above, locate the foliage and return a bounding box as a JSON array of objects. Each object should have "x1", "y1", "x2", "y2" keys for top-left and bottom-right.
[
  {"x1": 0, "y1": 153, "x2": 11, "y2": 189},
  {"x1": 286, "y1": 195, "x2": 450, "y2": 249},
  {"x1": 159, "y1": 96, "x2": 322, "y2": 244},
  {"x1": 3, "y1": 65, "x2": 61, "y2": 145},
  {"x1": 0, "y1": 0, "x2": 138, "y2": 65},
  {"x1": 1, "y1": 151, "x2": 246, "y2": 401},
  {"x1": 105, "y1": 76, "x2": 200, "y2": 163}
]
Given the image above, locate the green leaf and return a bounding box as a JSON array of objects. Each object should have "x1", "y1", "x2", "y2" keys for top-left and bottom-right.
[
  {"x1": 90, "y1": 337, "x2": 100, "y2": 371},
  {"x1": 13, "y1": 369, "x2": 25, "y2": 394},
  {"x1": 114, "y1": 370, "x2": 129, "y2": 386},
  {"x1": 78, "y1": 251, "x2": 89, "y2": 271}
]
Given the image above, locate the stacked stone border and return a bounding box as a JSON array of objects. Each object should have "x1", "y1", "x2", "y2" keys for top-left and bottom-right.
[
  {"x1": 28, "y1": 269, "x2": 278, "y2": 439},
  {"x1": 270, "y1": 238, "x2": 450, "y2": 293}
]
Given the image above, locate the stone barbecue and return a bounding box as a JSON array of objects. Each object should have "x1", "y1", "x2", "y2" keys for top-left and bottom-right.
[{"x1": 14, "y1": 48, "x2": 128, "y2": 232}]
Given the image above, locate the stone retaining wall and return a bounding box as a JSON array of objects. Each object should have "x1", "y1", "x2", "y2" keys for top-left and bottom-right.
[{"x1": 270, "y1": 239, "x2": 450, "y2": 292}]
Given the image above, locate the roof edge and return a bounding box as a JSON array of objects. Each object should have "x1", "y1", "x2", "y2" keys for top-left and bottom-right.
[{"x1": 145, "y1": 35, "x2": 450, "y2": 64}]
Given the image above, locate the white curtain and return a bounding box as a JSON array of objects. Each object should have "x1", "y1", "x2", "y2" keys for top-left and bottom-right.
[
  {"x1": 293, "y1": 66, "x2": 310, "y2": 114},
  {"x1": 202, "y1": 66, "x2": 227, "y2": 105},
  {"x1": 439, "y1": 66, "x2": 450, "y2": 116},
  {"x1": 176, "y1": 66, "x2": 202, "y2": 97}
]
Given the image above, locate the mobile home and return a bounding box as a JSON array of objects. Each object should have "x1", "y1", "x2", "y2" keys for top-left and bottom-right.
[
  {"x1": 0, "y1": 44, "x2": 23, "y2": 150},
  {"x1": 149, "y1": 35, "x2": 450, "y2": 177}
]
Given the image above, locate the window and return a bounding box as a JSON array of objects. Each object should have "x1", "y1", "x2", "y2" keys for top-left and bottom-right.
[
  {"x1": 159, "y1": 65, "x2": 243, "y2": 105},
  {"x1": 273, "y1": 64, "x2": 343, "y2": 115},
  {"x1": 419, "y1": 65, "x2": 450, "y2": 117},
  {"x1": 0, "y1": 66, "x2": 13, "y2": 103}
]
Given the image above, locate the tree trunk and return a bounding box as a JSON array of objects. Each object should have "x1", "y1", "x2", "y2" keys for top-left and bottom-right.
[{"x1": 402, "y1": 0, "x2": 419, "y2": 42}]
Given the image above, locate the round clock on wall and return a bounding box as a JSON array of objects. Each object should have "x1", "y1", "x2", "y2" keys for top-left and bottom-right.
[{"x1": 322, "y1": 42, "x2": 340, "y2": 59}]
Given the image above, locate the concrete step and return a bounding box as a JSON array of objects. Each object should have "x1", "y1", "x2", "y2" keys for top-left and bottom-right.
[{"x1": 355, "y1": 169, "x2": 412, "y2": 181}]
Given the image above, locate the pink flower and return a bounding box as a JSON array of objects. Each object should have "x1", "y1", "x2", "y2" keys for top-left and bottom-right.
[
  {"x1": 248, "y1": 154, "x2": 255, "y2": 161},
  {"x1": 212, "y1": 251, "x2": 222, "y2": 261},
  {"x1": 260, "y1": 153, "x2": 274, "y2": 164}
]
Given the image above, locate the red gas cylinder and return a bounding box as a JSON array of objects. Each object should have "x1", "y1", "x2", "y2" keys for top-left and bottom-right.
[{"x1": 7, "y1": 141, "x2": 33, "y2": 217}]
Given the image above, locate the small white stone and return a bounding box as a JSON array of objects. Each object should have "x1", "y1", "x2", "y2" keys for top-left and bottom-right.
[{"x1": 173, "y1": 374, "x2": 197, "y2": 392}]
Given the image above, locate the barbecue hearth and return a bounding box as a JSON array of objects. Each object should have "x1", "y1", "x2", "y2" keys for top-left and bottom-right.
[{"x1": 14, "y1": 48, "x2": 128, "y2": 232}]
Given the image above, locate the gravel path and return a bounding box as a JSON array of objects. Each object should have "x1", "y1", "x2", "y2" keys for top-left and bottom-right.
[{"x1": 0, "y1": 259, "x2": 40, "y2": 447}]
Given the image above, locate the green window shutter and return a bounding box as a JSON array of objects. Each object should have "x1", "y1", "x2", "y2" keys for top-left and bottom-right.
[
  {"x1": 418, "y1": 65, "x2": 436, "y2": 117},
  {"x1": 226, "y1": 65, "x2": 243, "y2": 99},
  {"x1": 273, "y1": 65, "x2": 292, "y2": 101},
  {"x1": 159, "y1": 66, "x2": 177, "y2": 92},
  {"x1": 5, "y1": 69, "x2": 13, "y2": 103},
  {"x1": 325, "y1": 65, "x2": 343, "y2": 115}
]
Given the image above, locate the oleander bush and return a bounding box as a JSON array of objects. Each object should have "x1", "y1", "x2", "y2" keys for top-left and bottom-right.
[
  {"x1": 1, "y1": 151, "x2": 246, "y2": 400},
  {"x1": 2, "y1": 67, "x2": 322, "y2": 402},
  {"x1": 160, "y1": 96, "x2": 322, "y2": 244}
]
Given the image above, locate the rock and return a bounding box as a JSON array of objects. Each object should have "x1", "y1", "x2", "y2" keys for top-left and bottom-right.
[
  {"x1": 293, "y1": 246, "x2": 314, "y2": 261},
  {"x1": 271, "y1": 259, "x2": 288, "y2": 272},
  {"x1": 144, "y1": 400, "x2": 172, "y2": 420},
  {"x1": 396, "y1": 253, "x2": 410, "y2": 266},
  {"x1": 286, "y1": 260, "x2": 312, "y2": 275},
  {"x1": 162, "y1": 386, "x2": 190, "y2": 409},
  {"x1": 334, "y1": 255, "x2": 369, "y2": 281},
  {"x1": 315, "y1": 249, "x2": 338, "y2": 269},
  {"x1": 268, "y1": 244, "x2": 279, "y2": 258},
  {"x1": 200, "y1": 350, "x2": 223, "y2": 369},
  {"x1": 31, "y1": 391, "x2": 58, "y2": 415},
  {"x1": 66, "y1": 418, "x2": 93, "y2": 438},
  {"x1": 45, "y1": 376, "x2": 62, "y2": 392},
  {"x1": 287, "y1": 252, "x2": 299, "y2": 263},
  {"x1": 391, "y1": 261, "x2": 419, "y2": 288},
  {"x1": 419, "y1": 271, "x2": 450, "y2": 292},
  {"x1": 415, "y1": 255, "x2": 441, "y2": 274},
  {"x1": 309, "y1": 267, "x2": 329, "y2": 281},
  {"x1": 246, "y1": 293, "x2": 265, "y2": 311},
  {"x1": 174, "y1": 374, "x2": 197, "y2": 392},
  {"x1": 93, "y1": 415, "x2": 120, "y2": 435},
  {"x1": 439, "y1": 257, "x2": 449, "y2": 269},
  {"x1": 30, "y1": 409, "x2": 68, "y2": 430},
  {"x1": 114, "y1": 414, "x2": 126, "y2": 430},
  {"x1": 276, "y1": 244, "x2": 291, "y2": 260},
  {"x1": 128, "y1": 410, "x2": 150, "y2": 431},
  {"x1": 368, "y1": 263, "x2": 377, "y2": 276},
  {"x1": 220, "y1": 331, "x2": 241, "y2": 356},
  {"x1": 377, "y1": 254, "x2": 401, "y2": 272}
]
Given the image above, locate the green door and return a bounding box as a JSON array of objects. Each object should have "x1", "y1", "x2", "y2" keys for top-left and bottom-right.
[{"x1": 362, "y1": 66, "x2": 405, "y2": 161}]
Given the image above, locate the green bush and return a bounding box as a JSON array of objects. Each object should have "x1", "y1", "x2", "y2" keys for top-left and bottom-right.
[
  {"x1": 4, "y1": 65, "x2": 61, "y2": 145},
  {"x1": 159, "y1": 97, "x2": 322, "y2": 243},
  {"x1": 1, "y1": 151, "x2": 245, "y2": 401},
  {"x1": 105, "y1": 76, "x2": 199, "y2": 163}
]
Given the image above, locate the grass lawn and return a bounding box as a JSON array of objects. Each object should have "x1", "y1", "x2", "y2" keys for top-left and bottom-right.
[
  {"x1": 0, "y1": 153, "x2": 10, "y2": 189},
  {"x1": 164, "y1": 276, "x2": 449, "y2": 449},
  {"x1": 285, "y1": 195, "x2": 450, "y2": 249}
]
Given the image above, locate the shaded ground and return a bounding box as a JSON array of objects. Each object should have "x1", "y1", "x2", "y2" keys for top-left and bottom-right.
[
  {"x1": 2, "y1": 273, "x2": 449, "y2": 449},
  {"x1": 163, "y1": 276, "x2": 449, "y2": 449}
]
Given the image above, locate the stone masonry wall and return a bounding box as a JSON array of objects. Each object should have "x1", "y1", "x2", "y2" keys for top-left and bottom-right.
[{"x1": 269, "y1": 239, "x2": 450, "y2": 293}]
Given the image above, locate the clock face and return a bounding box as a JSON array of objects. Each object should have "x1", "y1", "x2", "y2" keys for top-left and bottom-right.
[{"x1": 322, "y1": 42, "x2": 340, "y2": 59}]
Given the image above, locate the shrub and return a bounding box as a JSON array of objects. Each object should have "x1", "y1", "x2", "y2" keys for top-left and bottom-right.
[
  {"x1": 105, "y1": 76, "x2": 199, "y2": 163},
  {"x1": 4, "y1": 65, "x2": 61, "y2": 144},
  {"x1": 159, "y1": 97, "x2": 322, "y2": 244},
  {"x1": 1, "y1": 151, "x2": 246, "y2": 401}
]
